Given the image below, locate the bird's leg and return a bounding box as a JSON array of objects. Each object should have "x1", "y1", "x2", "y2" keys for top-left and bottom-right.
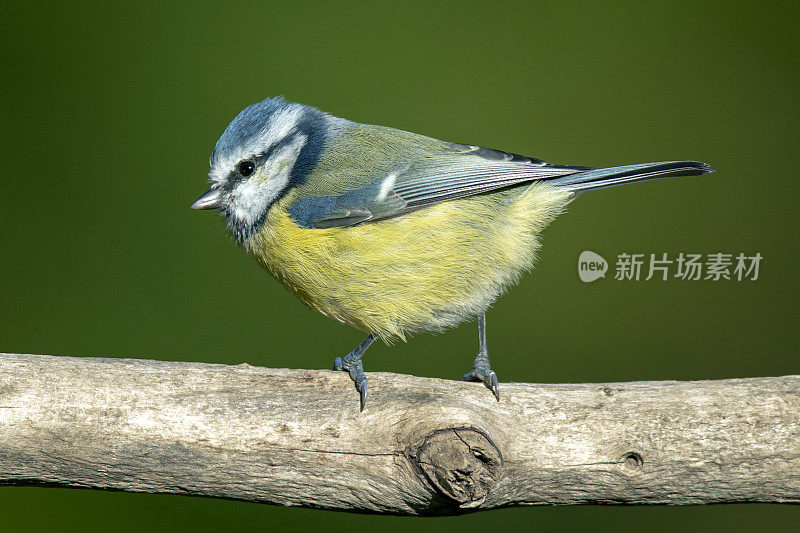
[
  {"x1": 333, "y1": 334, "x2": 376, "y2": 411},
  {"x1": 462, "y1": 312, "x2": 500, "y2": 401}
]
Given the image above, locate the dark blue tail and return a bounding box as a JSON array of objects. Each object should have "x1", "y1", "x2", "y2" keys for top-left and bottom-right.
[{"x1": 546, "y1": 160, "x2": 712, "y2": 191}]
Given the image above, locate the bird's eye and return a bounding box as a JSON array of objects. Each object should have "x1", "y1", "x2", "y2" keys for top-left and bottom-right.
[{"x1": 237, "y1": 161, "x2": 255, "y2": 177}]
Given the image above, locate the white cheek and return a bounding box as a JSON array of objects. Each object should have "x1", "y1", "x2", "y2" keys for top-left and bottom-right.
[
  {"x1": 231, "y1": 179, "x2": 286, "y2": 225},
  {"x1": 229, "y1": 133, "x2": 308, "y2": 225}
]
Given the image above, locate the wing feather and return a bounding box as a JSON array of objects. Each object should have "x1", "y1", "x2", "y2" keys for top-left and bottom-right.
[{"x1": 286, "y1": 125, "x2": 588, "y2": 228}]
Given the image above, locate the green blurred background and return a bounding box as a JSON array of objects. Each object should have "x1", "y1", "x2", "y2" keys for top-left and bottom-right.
[{"x1": 2, "y1": 0, "x2": 798, "y2": 530}]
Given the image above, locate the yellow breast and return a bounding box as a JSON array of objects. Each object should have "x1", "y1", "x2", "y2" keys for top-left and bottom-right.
[{"x1": 245, "y1": 183, "x2": 572, "y2": 341}]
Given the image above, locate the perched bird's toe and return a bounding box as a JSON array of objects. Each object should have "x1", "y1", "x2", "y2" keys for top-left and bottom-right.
[
  {"x1": 463, "y1": 353, "x2": 501, "y2": 401},
  {"x1": 358, "y1": 381, "x2": 367, "y2": 412},
  {"x1": 487, "y1": 370, "x2": 500, "y2": 401},
  {"x1": 332, "y1": 341, "x2": 372, "y2": 411}
]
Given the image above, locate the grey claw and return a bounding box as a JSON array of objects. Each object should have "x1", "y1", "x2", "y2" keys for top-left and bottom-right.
[
  {"x1": 488, "y1": 371, "x2": 500, "y2": 401},
  {"x1": 462, "y1": 363, "x2": 500, "y2": 401},
  {"x1": 332, "y1": 334, "x2": 376, "y2": 412},
  {"x1": 359, "y1": 381, "x2": 367, "y2": 412},
  {"x1": 334, "y1": 354, "x2": 368, "y2": 410}
]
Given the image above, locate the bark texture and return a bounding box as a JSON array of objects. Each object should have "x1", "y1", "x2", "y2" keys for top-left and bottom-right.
[{"x1": 0, "y1": 353, "x2": 797, "y2": 515}]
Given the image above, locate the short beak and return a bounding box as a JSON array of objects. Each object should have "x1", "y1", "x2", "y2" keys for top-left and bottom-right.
[{"x1": 191, "y1": 188, "x2": 222, "y2": 210}]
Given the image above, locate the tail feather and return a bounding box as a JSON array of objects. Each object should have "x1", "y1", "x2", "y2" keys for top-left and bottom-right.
[{"x1": 545, "y1": 160, "x2": 712, "y2": 191}]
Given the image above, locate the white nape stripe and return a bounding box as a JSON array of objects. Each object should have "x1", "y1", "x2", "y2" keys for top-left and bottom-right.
[{"x1": 260, "y1": 106, "x2": 305, "y2": 151}]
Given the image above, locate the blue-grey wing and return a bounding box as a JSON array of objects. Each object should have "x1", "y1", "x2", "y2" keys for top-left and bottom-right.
[
  {"x1": 390, "y1": 145, "x2": 589, "y2": 211},
  {"x1": 287, "y1": 127, "x2": 590, "y2": 229}
]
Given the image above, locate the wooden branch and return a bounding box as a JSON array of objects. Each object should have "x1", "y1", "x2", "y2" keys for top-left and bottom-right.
[{"x1": 0, "y1": 353, "x2": 798, "y2": 515}]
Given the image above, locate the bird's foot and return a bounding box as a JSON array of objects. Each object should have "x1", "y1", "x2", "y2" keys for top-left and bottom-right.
[
  {"x1": 462, "y1": 350, "x2": 500, "y2": 401},
  {"x1": 333, "y1": 353, "x2": 368, "y2": 411}
]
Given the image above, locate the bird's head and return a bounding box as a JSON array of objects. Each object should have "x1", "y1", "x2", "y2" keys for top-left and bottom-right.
[{"x1": 192, "y1": 97, "x2": 328, "y2": 243}]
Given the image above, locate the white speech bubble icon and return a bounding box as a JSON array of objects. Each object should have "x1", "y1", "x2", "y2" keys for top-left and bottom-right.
[{"x1": 578, "y1": 251, "x2": 608, "y2": 282}]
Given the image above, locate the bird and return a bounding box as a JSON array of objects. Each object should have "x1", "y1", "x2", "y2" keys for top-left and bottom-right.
[{"x1": 192, "y1": 96, "x2": 711, "y2": 411}]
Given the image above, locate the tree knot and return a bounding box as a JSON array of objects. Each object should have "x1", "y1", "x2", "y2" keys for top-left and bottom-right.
[{"x1": 405, "y1": 427, "x2": 502, "y2": 508}]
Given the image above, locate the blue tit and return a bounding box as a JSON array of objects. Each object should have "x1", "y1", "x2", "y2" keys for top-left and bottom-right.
[{"x1": 192, "y1": 96, "x2": 711, "y2": 410}]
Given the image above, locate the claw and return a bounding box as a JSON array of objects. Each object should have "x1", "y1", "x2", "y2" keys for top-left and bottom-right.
[
  {"x1": 463, "y1": 313, "x2": 501, "y2": 402},
  {"x1": 353, "y1": 372, "x2": 368, "y2": 411},
  {"x1": 358, "y1": 380, "x2": 367, "y2": 412},
  {"x1": 488, "y1": 371, "x2": 500, "y2": 401},
  {"x1": 463, "y1": 354, "x2": 501, "y2": 401},
  {"x1": 332, "y1": 334, "x2": 376, "y2": 411}
]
